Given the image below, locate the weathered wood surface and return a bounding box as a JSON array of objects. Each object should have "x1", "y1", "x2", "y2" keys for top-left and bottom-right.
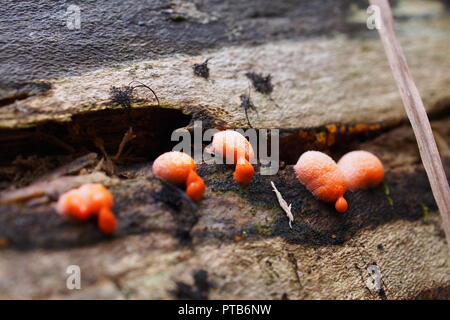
[
  {"x1": 0, "y1": 0, "x2": 449, "y2": 299},
  {"x1": 1, "y1": 2, "x2": 450, "y2": 130},
  {"x1": 1, "y1": 0, "x2": 355, "y2": 85}
]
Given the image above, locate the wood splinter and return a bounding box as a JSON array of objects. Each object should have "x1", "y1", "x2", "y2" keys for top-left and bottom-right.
[{"x1": 271, "y1": 181, "x2": 294, "y2": 228}]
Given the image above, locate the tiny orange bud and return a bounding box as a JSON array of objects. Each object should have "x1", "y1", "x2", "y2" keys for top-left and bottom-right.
[
  {"x1": 98, "y1": 207, "x2": 117, "y2": 235},
  {"x1": 335, "y1": 196, "x2": 348, "y2": 213},
  {"x1": 233, "y1": 157, "x2": 254, "y2": 185},
  {"x1": 186, "y1": 170, "x2": 206, "y2": 202}
]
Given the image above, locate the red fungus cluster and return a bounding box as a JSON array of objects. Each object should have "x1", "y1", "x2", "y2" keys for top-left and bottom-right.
[
  {"x1": 56, "y1": 183, "x2": 117, "y2": 234},
  {"x1": 55, "y1": 134, "x2": 384, "y2": 235},
  {"x1": 294, "y1": 150, "x2": 384, "y2": 213}
]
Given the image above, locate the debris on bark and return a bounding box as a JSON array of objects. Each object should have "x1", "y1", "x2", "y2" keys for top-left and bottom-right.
[{"x1": 271, "y1": 181, "x2": 294, "y2": 228}]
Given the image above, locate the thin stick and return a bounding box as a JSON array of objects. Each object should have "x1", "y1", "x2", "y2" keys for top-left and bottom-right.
[
  {"x1": 370, "y1": 0, "x2": 450, "y2": 246},
  {"x1": 113, "y1": 127, "x2": 136, "y2": 161}
]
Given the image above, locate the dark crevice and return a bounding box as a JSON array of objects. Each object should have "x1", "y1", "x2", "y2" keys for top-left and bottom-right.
[
  {"x1": 278, "y1": 122, "x2": 400, "y2": 165},
  {"x1": 2, "y1": 99, "x2": 447, "y2": 168},
  {"x1": 177, "y1": 120, "x2": 402, "y2": 166},
  {"x1": 276, "y1": 102, "x2": 450, "y2": 164},
  {"x1": 0, "y1": 106, "x2": 192, "y2": 165}
]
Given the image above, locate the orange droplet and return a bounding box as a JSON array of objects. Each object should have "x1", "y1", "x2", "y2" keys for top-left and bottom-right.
[
  {"x1": 337, "y1": 150, "x2": 384, "y2": 190},
  {"x1": 234, "y1": 157, "x2": 255, "y2": 185},
  {"x1": 78, "y1": 183, "x2": 114, "y2": 214},
  {"x1": 212, "y1": 130, "x2": 255, "y2": 185},
  {"x1": 335, "y1": 196, "x2": 348, "y2": 213},
  {"x1": 294, "y1": 151, "x2": 348, "y2": 212},
  {"x1": 186, "y1": 170, "x2": 206, "y2": 202},
  {"x1": 98, "y1": 207, "x2": 117, "y2": 235},
  {"x1": 153, "y1": 151, "x2": 205, "y2": 202}
]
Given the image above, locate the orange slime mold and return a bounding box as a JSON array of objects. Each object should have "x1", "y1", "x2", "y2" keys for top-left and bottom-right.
[
  {"x1": 56, "y1": 183, "x2": 116, "y2": 234},
  {"x1": 294, "y1": 151, "x2": 348, "y2": 213},
  {"x1": 211, "y1": 130, "x2": 255, "y2": 185},
  {"x1": 152, "y1": 151, "x2": 205, "y2": 202}
]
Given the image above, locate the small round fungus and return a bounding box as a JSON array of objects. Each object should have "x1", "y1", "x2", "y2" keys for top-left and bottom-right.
[
  {"x1": 211, "y1": 130, "x2": 255, "y2": 185},
  {"x1": 56, "y1": 183, "x2": 117, "y2": 234},
  {"x1": 337, "y1": 150, "x2": 384, "y2": 190},
  {"x1": 152, "y1": 151, "x2": 205, "y2": 202},
  {"x1": 294, "y1": 151, "x2": 348, "y2": 213}
]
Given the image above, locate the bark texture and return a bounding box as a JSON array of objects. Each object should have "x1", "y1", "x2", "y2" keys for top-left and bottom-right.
[{"x1": 0, "y1": 0, "x2": 449, "y2": 299}]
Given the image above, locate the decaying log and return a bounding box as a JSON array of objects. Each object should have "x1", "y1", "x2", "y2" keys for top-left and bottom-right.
[{"x1": 0, "y1": 0, "x2": 449, "y2": 299}]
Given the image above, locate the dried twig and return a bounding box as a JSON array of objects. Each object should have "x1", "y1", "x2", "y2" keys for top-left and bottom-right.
[
  {"x1": 370, "y1": 0, "x2": 450, "y2": 246},
  {"x1": 113, "y1": 127, "x2": 136, "y2": 161},
  {"x1": 93, "y1": 136, "x2": 115, "y2": 175},
  {"x1": 271, "y1": 181, "x2": 294, "y2": 228}
]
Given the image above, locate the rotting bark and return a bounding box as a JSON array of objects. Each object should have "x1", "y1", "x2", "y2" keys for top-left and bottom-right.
[
  {"x1": 0, "y1": 119, "x2": 449, "y2": 299},
  {"x1": 0, "y1": 156, "x2": 445, "y2": 249},
  {"x1": 0, "y1": 120, "x2": 450, "y2": 284}
]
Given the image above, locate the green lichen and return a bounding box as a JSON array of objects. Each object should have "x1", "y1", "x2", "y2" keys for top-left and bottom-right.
[
  {"x1": 383, "y1": 182, "x2": 390, "y2": 196},
  {"x1": 383, "y1": 182, "x2": 394, "y2": 206},
  {"x1": 420, "y1": 203, "x2": 430, "y2": 222}
]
